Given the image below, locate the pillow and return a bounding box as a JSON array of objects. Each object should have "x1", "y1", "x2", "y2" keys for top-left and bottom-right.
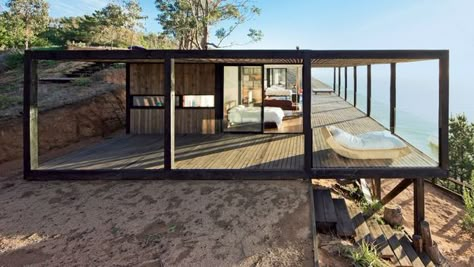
[
  {"x1": 228, "y1": 105, "x2": 245, "y2": 113},
  {"x1": 328, "y1": 126, "x2": 365, "y2": 149}
]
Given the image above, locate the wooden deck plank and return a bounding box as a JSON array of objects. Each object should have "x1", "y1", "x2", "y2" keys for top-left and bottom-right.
[
  {"x1": 380, "y1": 225, "x2": 413, "y2": 267},
  {"x1": 366, "y1": 220, "x2": 396, "y2": 261},
  {"x1": 347, "y1": 204, "x2": 374, "y2": 244},
  {"x1": 314, "y1": 189, "x2": 337, "y2": 233},
  {"x1": 333, "y1": 198, "x2": 356, "y2": 238},
  {"x1": 398, "y1": 234, "x2": 425, "y2": 267}
]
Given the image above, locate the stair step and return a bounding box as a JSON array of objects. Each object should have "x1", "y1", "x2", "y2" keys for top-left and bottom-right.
[
  {"x1": 366, "y1": 220, "x2": 394, "y2": 261},
  {"x1": 333, "y1": 198, "x2": 356, "y2": 237},
  {"x1": 314, "y1": 189, "x2": 337, "y2": 233},
  {"x1": 347, "y1": 203, "x2": 374, "y2": 244},
  {"x1": 39, "y1": 77, "x2": 76, "y2": 83},
  {"x1": 380, "y1": 225, "x2": 413, "y2": 267},
  {"x1": 398, "y1": 235, "x2": 425, "y2": 267}
]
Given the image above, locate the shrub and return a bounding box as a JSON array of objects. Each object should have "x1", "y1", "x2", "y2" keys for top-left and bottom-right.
[
  {"x1": 462, "y1": 174, "x2": 474, "y2": 232},
  {"x1": 449, "y1": 114, "x2": 474, "y2": 183},
  {"x1": 344, "y1": 241, "x2": 388, "y2": 267},
  {"x1": 3, "y1": 49, "x2": 24, "y2": 70},
  {"x1": 0, "y1": 95, "x2": 22, "y2": 109},
  {"x1": 72, "y1": 77, "x2": 91, "y2": 87}
]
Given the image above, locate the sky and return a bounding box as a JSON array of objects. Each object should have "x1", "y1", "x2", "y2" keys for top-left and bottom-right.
[{"x1": 14, "y1": 0, "x2": 474, "y2": 121}]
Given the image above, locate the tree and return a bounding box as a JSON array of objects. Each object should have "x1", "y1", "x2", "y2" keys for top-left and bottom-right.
[
  {"x1": 155, "y1": 0, "x2": 263, "y2": 49},
  {"x1": 5, "y1": 0, "x2": 49, "y2": 49},
  {"x1": 449, "y1": 114, "x2": 474, "y2": 182}
]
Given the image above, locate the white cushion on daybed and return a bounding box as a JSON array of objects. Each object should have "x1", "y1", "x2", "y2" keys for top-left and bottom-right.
[
  {"x1": 322, "y1": 126, "x2": 410, "y2": 160},
  {"x1": 328, "y1": 126, "x2": 406, "y2": 150}
]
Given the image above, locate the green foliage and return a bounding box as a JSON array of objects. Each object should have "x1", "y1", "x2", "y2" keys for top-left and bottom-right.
[
  {"x1": 449, "y1": 114, "x2": 474, "y2": 183},
  {"x1": 156, "y1": 0, "x2": 263, "y2": 49},
  {"x1": 5, "y1": 0, "x2": 49, "y2": 49},
  {"x1": 361, "y1": 201, "x2": 383, "y2": 217},
  {"x1": 3, "y1": 50, "x2": 24, "y2": 70},
  {"x1": 72, "y1": 77, "x2": 91, "y2": 87},
  {"x1": 0, "y1": 94, "x2": 22, "y2": 109},
  {"x1": 462, "y1": 174, "x2": 474, "y2": 232},
  {"x1": 344, "y1": 241, "x2": 387, "y2": 267}
]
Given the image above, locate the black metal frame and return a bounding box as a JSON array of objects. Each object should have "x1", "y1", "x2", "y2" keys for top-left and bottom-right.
[{"x1": 24, "y1": 49, "x2": 449, "y2": 181}]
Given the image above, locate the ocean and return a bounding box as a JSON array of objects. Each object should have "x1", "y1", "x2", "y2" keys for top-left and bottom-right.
[{"x1": 316, "y1": 63, "x2": 441, "y2": 162}]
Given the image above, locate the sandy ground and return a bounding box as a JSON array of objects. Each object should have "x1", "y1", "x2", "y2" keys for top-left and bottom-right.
[
  {"x1": 382, "y1": 179, "x2": 474, "y2": 266},
  {"x1": 0, "y1": 165, "x2": 313, "y2": 266}
]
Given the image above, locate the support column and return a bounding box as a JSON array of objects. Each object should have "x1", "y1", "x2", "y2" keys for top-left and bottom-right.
[
  {"x1": 164, "y1": 57, "x2": 175, "y2": 169},
  {"x1": 125, "y1": 63, "x2": 131, "y2": 134},
  {"x1": 338, "y1": 67, "x2": 341, "y2": 96},
  {"x1": 353, "y1": 66, "x2": 357, "y2": 107},
  {"x1": 367, "y1": 65, "x2": 372, "y2": 116},
  {"x1": 414, "y1": 179, "x2": 425, "y2": 235},
  {"x1": 303, "y1": 54, "x2": 313, "y2": 172},
  {"x1": 439, "y1": 54, "x2": 449, "y2": 170},
  {"x1": 333, "y1": 67, "x2": 336, "y2": 92},
  {"x1": 214, "y1": 64, "x2": 224, "y2": 133},
  {"x1": 23, "y1": 52, "x2": 38, "y2": 178},
  {"x1": 390, "y1": 63, "x2": 396, "y2": 134},
  {"x1": 344, "y1": 67, "x2": 348, "y2": 101},
  {"x1": 374, "y1": 178, "x2": 381, "y2": 201}
]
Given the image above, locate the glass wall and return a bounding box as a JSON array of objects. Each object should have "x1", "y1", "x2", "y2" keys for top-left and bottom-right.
[
  {"x1": 396, "y1": 60, "x2": 439, "y2": 161},
  {"x1": 223, "y1": 66, "x2": 263, "y2": 132},
  {"x1": 371, "y1": 64, "x2": 390, "y2": 128}
]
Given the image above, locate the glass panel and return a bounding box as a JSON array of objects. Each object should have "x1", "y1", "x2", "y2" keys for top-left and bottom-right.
[
  {"x1": 267, "y1": 68, "x2": 287, "y2": 88},
  {"x1": 223, "y1": 66, "x2": 263, "y2": 132},
  {"x1": 356, "y1": 66, "x2": 367, "y2": 113},
  {"x1": 182, "y1": 95, "x2": 214, "y2": 107},
  {"x1": 371, "y1": 64, "x2": 390, "y2": 128},
  {"x1": 347, "y1": 67, "x2": 354, "y2": 105},
  {"x1": 396, "y1": 60, "x2": 439, "y2": 162},
  {"x1": 264, "y1": 65, "x2": 303, "y2": 133}
]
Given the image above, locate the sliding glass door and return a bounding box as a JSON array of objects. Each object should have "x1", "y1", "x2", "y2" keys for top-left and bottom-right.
[{"x1": 223, "y1": 66, "x2": 263, "y2": 132}]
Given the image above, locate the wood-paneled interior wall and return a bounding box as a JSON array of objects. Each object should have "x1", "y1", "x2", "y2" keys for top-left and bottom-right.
[
  {"x1": 130, "y1": 109, "x2": 215, "y2": 134},
  {"x1": 130, "y1": 63, "x2": 216, "y2": 134}
]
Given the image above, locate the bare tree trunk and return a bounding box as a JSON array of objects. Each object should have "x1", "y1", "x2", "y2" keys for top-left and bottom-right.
[{"x1": 200, "y1": 0, "x2": 209, "y2": 50}]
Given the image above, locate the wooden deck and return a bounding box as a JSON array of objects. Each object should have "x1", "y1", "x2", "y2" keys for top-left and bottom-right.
[
  {"x1": 40, "y1": 134, "x2": 304, "y2": 170},
  {"x1": 41, "y1": 93, "x2": 437, "y2": 170},
  {"x1": 312, "y1": 94, "x2": 438, "y2": 168}
]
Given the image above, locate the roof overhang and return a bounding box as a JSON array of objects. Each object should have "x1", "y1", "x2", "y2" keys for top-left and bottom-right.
[{"x1": 27, "y1": 49, "x2": 448, "y2": 67}]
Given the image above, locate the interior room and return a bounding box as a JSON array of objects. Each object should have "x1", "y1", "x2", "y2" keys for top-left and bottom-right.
[{"x1": 223, "y1": 64, "x2": 303, "y2": 133}]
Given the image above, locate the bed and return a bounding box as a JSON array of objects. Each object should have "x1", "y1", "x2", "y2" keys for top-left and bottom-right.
[
  {"x1": 265, "y1": 85, "x2": 293, "y2": 97},
  {"x1": 228, "y1": 105, "x2": 285, "y2": 128}
]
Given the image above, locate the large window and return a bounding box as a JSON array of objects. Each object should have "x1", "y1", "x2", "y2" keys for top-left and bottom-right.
[{"x1": 267, "y1": 68, "x2": 287, "y2": 88}]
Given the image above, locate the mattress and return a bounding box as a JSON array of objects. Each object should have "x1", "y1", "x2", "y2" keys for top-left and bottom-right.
[{"x1": 228, "y1": 106, "x2": 285, "y2": 128}]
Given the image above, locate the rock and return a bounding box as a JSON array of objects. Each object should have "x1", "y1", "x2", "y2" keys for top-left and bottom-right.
[
  {"x1": 469, "y1": 255, "x2": 474, "y2": 267},
  {"x1": 383, "y1": 204, "x2": 403, "y2": 226}
]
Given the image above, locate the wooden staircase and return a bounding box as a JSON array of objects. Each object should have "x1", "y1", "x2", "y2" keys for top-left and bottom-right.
[
  {"x1": 313, "y1": 188, "x2": 434, "y2": 267},
  {"x1": 40, "y1": 62, "x2": 113, "y2": 83}
]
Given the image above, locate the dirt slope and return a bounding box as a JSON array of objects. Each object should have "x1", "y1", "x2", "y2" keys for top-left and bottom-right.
[{"x1": 382, "y1": 179, "x2": 474, "y2": 266}]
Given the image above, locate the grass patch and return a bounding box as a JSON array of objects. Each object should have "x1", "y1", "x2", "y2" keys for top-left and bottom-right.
[
  {"x1": 0, "y1": 95, "x2": 22, "y2": 109},
  {"x1": 72, "y1": 77, "x2": 92, "y2": 87},
  {"x1": 3, "y1": 50, "x2": 24, "y2": 70},
  {"x1": 361, "y1": 201, "x2": 383, "y2": 216},
  {"x1": 344, "y1": 241, "x2": 388, "y2": 267}
]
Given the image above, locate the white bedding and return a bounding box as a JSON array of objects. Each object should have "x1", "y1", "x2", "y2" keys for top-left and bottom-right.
[
  {"x1": 265, "y1": 85, "x2": 292, "y2": 96},
  {"x1": 228, "y1": 106, "x2": 285, "y2": 128}
]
